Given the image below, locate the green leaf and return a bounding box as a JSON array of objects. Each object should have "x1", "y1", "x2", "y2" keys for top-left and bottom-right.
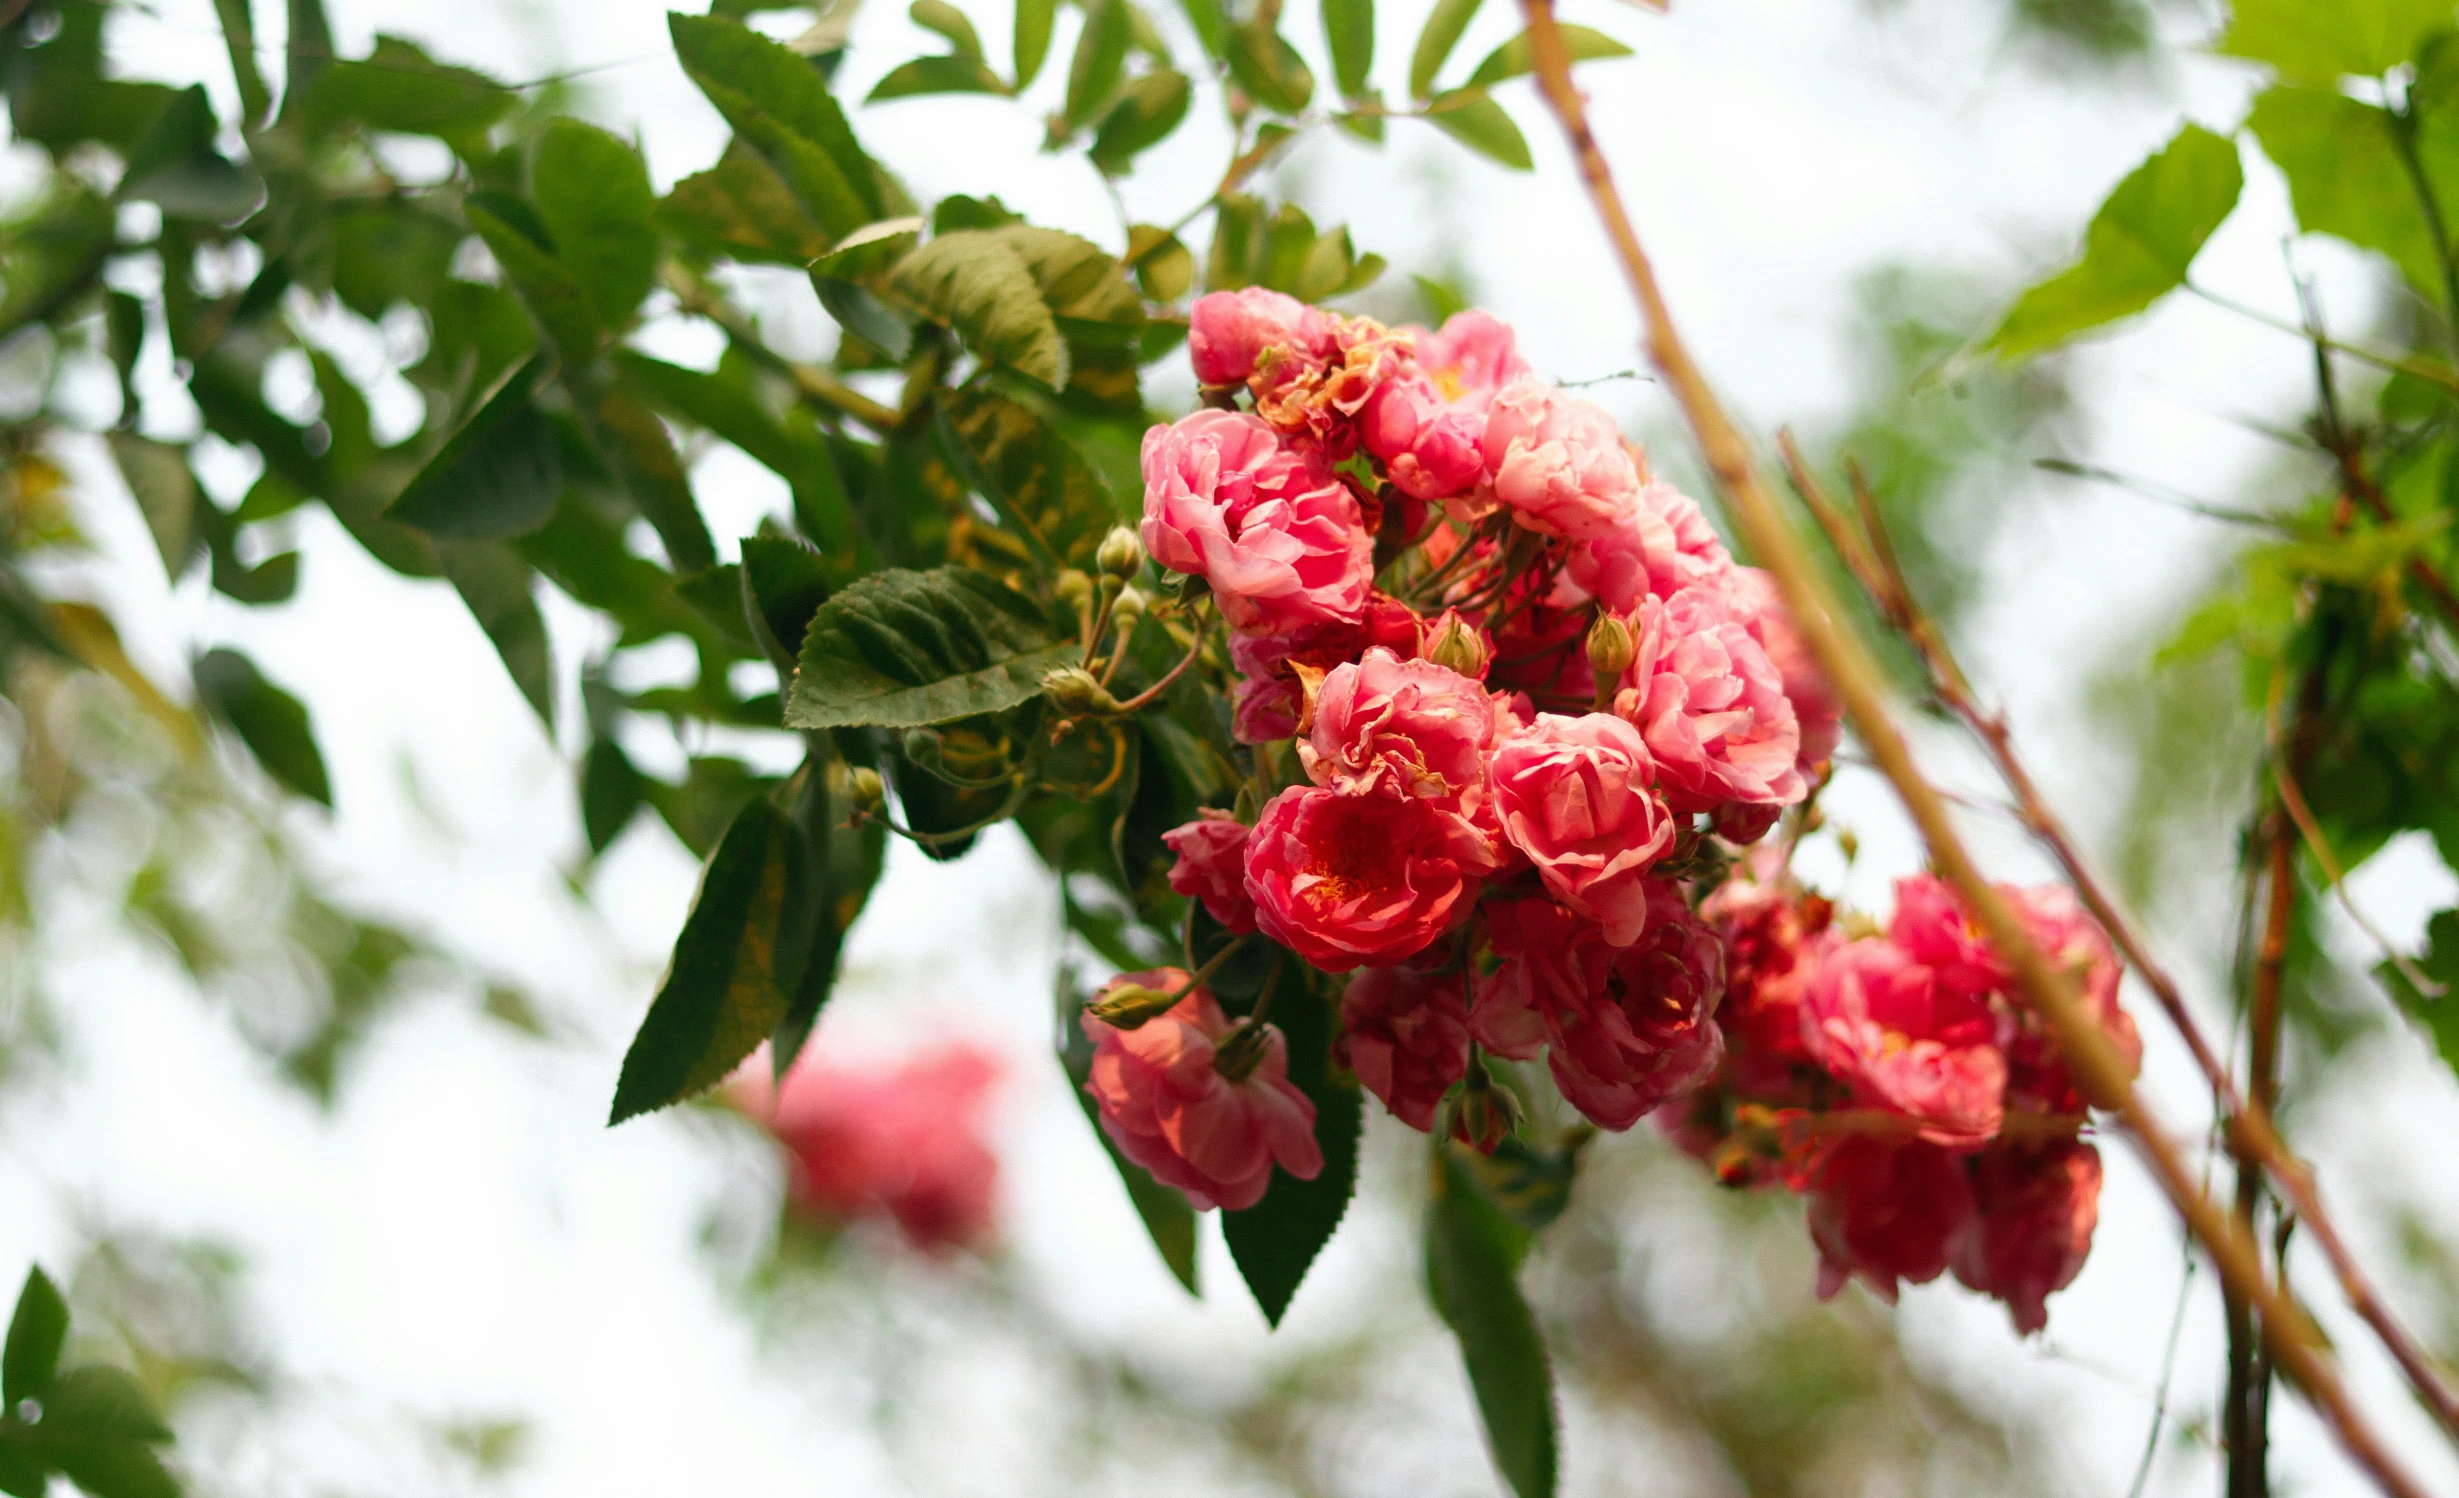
[
  {"x1": 532, "y1": 120, "x2": 659, "y2": 330},
  {"x1": 769, "y1": 752, "x2": 886, "y2": 1074},
  {"x1": 27, "y1": 1367, "x2": 171, "y2": 1447},
  {"x1": 194, "y1": 647, "x2": 333, "y2": 806},
  {"x1": 584, "y1": 387, "x2": 719, "y2": 573},
  {"x1": 1126, "y1": 223, "x2": 1194, "y2": 300},
  {"x1": 1410, "y1": 0, "x2": 1484, "y2": 100},
  {"x1": 1426, "y1": 1143, "x2": 1559, "y2": 1498},
  {"x1": 1065, "y1": 0, "x2": 1135, "y2": 129},
  {"x1": 437, "y1": 541, "x2": 557, "y2": 729},
  {"x1": 2217, "y1": 0, "x2": 2452, "y2": 83},
  {"x1": 810, "y1": 218, "x2": 926, "y2": 282},
  {"x1": 213, "y1": 0, "x2": 273, "y2": 125},
  {"x1": 610, "y1": 795, "x2": 793, "y2": 1123},
  {"x1": 669, "y1": 13, "x2": 886, "y2": 241},
  {"x1": 1324, "y1": 0, "x2": 1375, "y2": 98},
  {"x1": 886, "y1": 231, "x2": 1071, "y2": 388},
  {"x1": 1464, "y1": 22, "x2": 1629, "y2": 87},
  {"x1": 0, "y1": 185, "x2": 114, "y2": 345},
  {"x1": 939, "y1": 382, "x2": 1127, "y2": 572},
  {"x1": 784, "y1": 566, "x2": 1077, "y2": 730},
  {"x1": 3, "y1": 1269, "x2": 67, "y2": 1407},
  {"x1": 913, "y1": 0, "x2": 987, "y2": 58},
  {"x1": 2246, "y1": 88, "x2": 2452, "y2": 305},
  {"x1": 1228, "y1": 21, "x2": 1316, "y2": 115},
  {"x1": 1174, "y1": 0, "x2": 1229, "y2": 58},
  {"x1": 869, "y1": 54, "x2": 1012, "y2": 100},
  {"x1": 1016, "y1": 0, "x2": 1060, "y2": 84},
  {"x1": 465, "y1": 191, "x2": 599, "y2": 359},
  {"x1": 740, "y1": 535, "x2": 836, "y2": 673},
  {"x1": 582, "y1": 737, "x2": 646, "y2": 855},
  {"x1": 47, "y1": 1442, "x2": 178, "y2": 1498},
  {"x1": 120, "y1": 84, "x2": 261, "y2": 223},
  {"x1": 1457, "y1": 1132, "x2": 1590, "y2": 1234},
  {"x1": 1424, "y1": 89, "x2": 1532, "y2": 170},
  {"x1": 1090, "y1": 69, "x2": 1193, "y2": 175},
  {"x1": 386, "y1": 355, "x2": 562, "y2": 541},
  {"x1": 1224, "y1": 965, "x2": 1362, "y2": 1325},
  {"x1": 0, "y1": 1445, "x2": 44, "y2": 1498},
  {"x1": 659, "y1": 139, "x2": 834, "y2": 267},
  {"x1": 1059, "y1": 974, "x2": 1200, "y2": 1292},
  {"x1": 1983, "y1": 122, "x2": 2242, "y2": 361},
  {"x1": 303, "y1": 34, "x2": 514, "y2": 136},
  {"x1": 106, "y1": 434, "x2": 198, "y2": 582}
]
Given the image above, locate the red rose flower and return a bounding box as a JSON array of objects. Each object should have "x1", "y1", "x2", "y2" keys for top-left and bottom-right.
[
  {"x1": 1337, "y1": 964, "x2": 1471, "y2": 1131},
  {"x1": 1244, "y1": 785, "x2": 1488, "y2": 971}
]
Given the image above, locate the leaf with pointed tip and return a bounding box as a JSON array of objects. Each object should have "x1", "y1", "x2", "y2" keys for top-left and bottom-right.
[
  {"x1": 1426, "y1": 1143, "x2": 1559, "y2": 1498},
  {"x1": 1224, "y1": 963, "x2": 1362, "y2": 1325},
  {"x1": 913, "y1": 0, "x2": 987, "y2": 58},
  {"x1": 1064, "y1": 0, "x2": 1134, "y2": 129},
  {"x1": 1324, "y1": 0, "x2": 1374, "y2": 98},
  {"x1": 886, "y1": 231, "x2": 1070, "y2": 388},
  {"x1": 1464, "y1": 22, "x2": 1629, "y2": 87},
  {"x1": 1409, "y1": 0, "x2": 1484, "y2": 99},
  {"x1": 465, "y1": 192, "x2": 598, "y2": 358},
  {"x1": 784, "y1": 566, "x2": 1076, "y2": 730},
  {"x1": 739, "y1": 535, "x2": 835, "y2": 674},
  {"x1": 106, "y1": 433, "x2": 197, "y2": 581},
  {"x1": 1090, "y1": 69, "x2": 1192, "y2": 176},
  {"x1": 302, "y1": 33, "x2": 513, "y2": 136},
  {"x1": 2, "y1": 1268, "x2": 67, "y2": 1407},
  {"x1": 437, "y1": 541, "x2": 557, "y2": 730},
  {"x1": 669, "y1": 13, "x2": 885, "y2": 240},
  {"x1": 1424, "y1": 89, "x2": 1531, "y2": 170},
  {"x1": 532, "y1": 120, "x2": 659, "y2": 330},
  {"x1": 810, "y1": 217, "x2": 925, "y2": 282},
  {"x1": 659, "y1": 139, "x2": 833, "y2": 266},
  {"x1": 870, "y1": 54, "x2": 1009, "y2": 100},
  {"x1": 1228, "y1": 21, "x2": 1315, "y2": 115},
  {"x1": 386, "y1": 355, "x2": 562, "y2": 541},
  {"x1": 194, "y1": 647, "x2": 333, "y2": 805},
  {"x1": 938, "y1": 381, "x2": 1127, "y2": 573}
]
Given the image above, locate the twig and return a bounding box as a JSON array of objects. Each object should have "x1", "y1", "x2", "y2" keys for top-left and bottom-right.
[
  {"x1": 1512, "y1": 7, "x2": 2434, "y2": 1493},
  {"x1": 1782, "y1": 429, "x2": 2459, "y2": 1454},
  {"x1": 659, "y1": 264, "x2": 903, "y2": 431}
]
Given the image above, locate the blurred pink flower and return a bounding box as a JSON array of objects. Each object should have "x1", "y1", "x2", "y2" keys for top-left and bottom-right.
[
  {"x1": 1952, "y1": 1139, "x2": 2103, "y2": 1335},
  {"x1": 1799, "y1": 935, "x2": 2007, "y2": 1148},
  {"x1": 1337, "y1": 964, "x2": 1471, "y2": 1131},
  {"x1": 1807, "y1": 1135, "x2": 1976, "y2": 1304}
]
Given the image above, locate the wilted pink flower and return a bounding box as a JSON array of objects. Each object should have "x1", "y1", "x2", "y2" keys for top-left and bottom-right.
[
  {"x1": 1253, "y1": 314, "x2": 1403, "y2": 457},
  {"x1": 1616, "y1": 586, "x2": 1805, "y2": 816},
  {"x1": 1337, "y1": 964, "x2": 1471, "y2": 1131},
  {"x1": 1189, "y1": 287, "x2": 1320, "y2": 387},
  {"x1": 1245, "y1": 785, "x2": 1489, "y2": 971},
  {"x1": 1082, "y1": 972, "x2": 1322, "y2": 1211},
  {"x1": 1488, "y1": 711, "x2": 1675, "y2": 945},
  {"x1": 1140, "y1": 409, "x2": 1372, "y2": 635},
  {"x1": 1301, "y1": 648, "x2": 1498, "y2": 825},
  {"x1": 1473, "y1": 889, "x2": 1724, "y2": 1130},
  {"x1": 1952, "y1": 1138, "x2": 2102, "y2": 1335},
  {"x1": 1164, "y1": 809, "x2": 1255, "y2": 934},
  {"x1": 744, "y1": 1041, "x2": 1006, "y2": 1254},
  {"x1": 1228, "y1": 593, "x2": 1424, "y2": 743},
  {"x1": 1807, "y1": 1135, "x2": 1975, "y2": 1304},
  {"x1": 1480, "y1": 378, "x2": 1643, "y2": 541},
  {"x1": 1800, "y1": 936, "x2": 2007, "y2": 1148}
]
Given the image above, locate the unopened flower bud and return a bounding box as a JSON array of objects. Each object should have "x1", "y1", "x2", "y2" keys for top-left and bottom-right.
[
  {"x1": 1085, "y1": 978, "x2": 1186, "y2": 1030},
  {"x1": 846, "y1": 766, "x2": 885, "y2": 816},
  {"x1": 1041, "y1": 665, "x2": 1121, "y2": 716},
  {"x1": 1213, "y1": 1017, "x2": 1275, "y2": 1083},
  {"x1": 1056, "y1": 569, "x2": 1096, "y2": 615},
  {"x1": 1444, "y1": 1066, "x2": 1521, "y2": 1156},
  {"x1": 1422, "y1": 612, "x2": 1490, "y2": 677},
  {"x1": 1585, "y1": 610, "x2": 1636, "y2": 679},
  {"x1": 1109, "y1": 585, "x2": 1147, "y2": 636},
  {"x1": 1096, "y1": 525, "x2": 1146, "y2": 581}
]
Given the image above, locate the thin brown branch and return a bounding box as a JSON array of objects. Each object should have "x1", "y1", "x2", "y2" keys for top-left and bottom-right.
[
  {"x1": 2335, "y1": 442, "x2": 2459, "y2": 647},
  {"x1": 1511, "y1": 6, "x2": 2434, "y2": 1493}
]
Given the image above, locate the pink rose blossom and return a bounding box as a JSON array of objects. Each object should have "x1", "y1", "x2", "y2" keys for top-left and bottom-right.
[
  {"x1": 1337, "y1": 964, "x2": 1471, "y2": 1131},
  {"x1": 1140, "y1": 409, "x2": 1372, "y2": 635},
  {"x1": 1488, "y1": 711, "x2": 1675, "y2": 945},
  {"x1": 741, "y1": 1041, "x2": 1006, "y2": 1254},
  {"x1": 1952, "y1": 1139, "x2": 2103, "y2": 1335},
  {"x1": 1566, "y1": 479, "x2": 1736, "y2": 614},
  {"x1": 1244, "y1": 785, "x2": 1489, "y2": 971},
  {"x1": 1799, "y1": 936, "x2": 2007, "y2": 1148},
  {"x1": 1480, "y1": 378, "x2": 1643, "y2": 541},
  {"x1": 1164, "y1": 809, "x2": 1255, "y2": 934},
  {"x1": 1228, "y1": 593, "x2": 1424, "y2": 742},
  {"x1": 1721, "y1": 566, "x2": 1841, "y2": 781},
  {"x1": 1082, "y1": 971, "x2": 1323, "y2": 1211},
  {"x1": 1703, "y1": 870, "x2": 1838, "y2": 1098},
  {"x1": 1616, "y1": 586, "x2": 1806, "y2": 815},
  {"x1": 1472, "y1": 889, "x2": 1724, "y2": 1130},
  {"x1": 1416, "y1": 309, "x2": 1532, "y2": 402},
  {"x1": 1301, "y1": 648, "x2": 1498, "y2": 824},
  {"x1": 1361, "y1": 372, "x2": 1486, "y2": 501},
  {"x1": 1807, "y1": 1135, "x2": 1976, "y2": 1304},
  {"x1": 1189, "y1": 287, "x2": 1320, "y2": 387}
]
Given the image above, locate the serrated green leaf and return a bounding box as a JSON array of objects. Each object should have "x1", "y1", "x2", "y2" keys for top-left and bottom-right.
[
  {"x1": 1464, "y1": 22, "x2": 1629, "y2": 87},
  {"x1": 1426, "y1": 1143, "x2": 1559, "y2": 1498},
  {"x1": 784, "y1": 566, "x2": 1076, "y2": 729},
  {"x1": 1090, "y1": 68, "x2": 1192, "y2": 175},
  {"x1": 913, "y1": 0, "x2": 987, "y2": 58},
  {"x1": 106, "y1": 433, "x2": 197, "y2": 582},
  {"x1": 1324, "y1": 0, "x2": 1375, "y2": 98},
  {"x1": 303, "y1": 34, "x2": 514, "y2": 136},
  {"x1": 437, "y1": 541, "x2": 557, "y2": 729},
  {"x1": 2217, "y1": 0, "x2": 2452, "y2": 83},
  {"x1": 659, "y1": 141, "x2": 833, "y2": 268},
  {"x1": 3, "y1": 1269, "x2": 67, "y2": 1407},
  {"x1": 2246, "y1": 88, "x2": 2453, "y2": 305},
  {"x1": 609, "y1": 795, "x2": 793, "y2": 1122},
  {"x1": 386, "y1": 355, "x2": 561, "y2": 541},
  {"x1": 869, "y1": 54, "x2": 1011, "y2": 100},
  {"x1": 1410, "y1": 0, "x2": 1484, "y2": 100},
  {"x1": 194, "y1": 647, "x2": 333, "y2": 806},
  {"x1": 670, "y1": 13, "x2": 885, "y2": 241},
  {"x1": 1065, "y1": 0, "x2": 1135, "y2": 129},
  {"x1": 1228, "y1": 20, "x2": 1315, "y2": 114},
  {"x1": 1424, "y1": 89, "x2": 1531, "y2": 170},
  {"x1": 886, "y1": 230, "x2": 1071, "y2": 387},
  {"x1": 938, "y1": 382, "x2": 1126, "y2": 573},
  {"x1": 1224, "y1": 964, "x2": 1362, "y2": 1325},
  {"x1": 532, "y1": 120, "x2": 659, "y2": 330},
  {"x1": 1985, "y1": 123, "x2": 2241, "y2": 361},
  {"x1": 1016, "y1": 0, "x2": 1059, "y2": 84}
]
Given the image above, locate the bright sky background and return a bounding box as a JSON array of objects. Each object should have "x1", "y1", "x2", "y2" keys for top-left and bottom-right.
[{"x1": 10, "y1": 0, "x2": 2459, "y2": 1493}]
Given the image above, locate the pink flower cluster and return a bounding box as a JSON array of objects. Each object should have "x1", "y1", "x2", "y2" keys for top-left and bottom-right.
[
  {"x1": 735, "y1": 1041, "x2": 1006, "y2": 1255},
  {"x1": 1668, "y1": 870, "x2": 2139, "y2": 1334}
]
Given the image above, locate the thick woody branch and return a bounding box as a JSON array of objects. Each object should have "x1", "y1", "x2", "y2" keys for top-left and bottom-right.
[{"x1": 1509, "y1": 5, "x2": 2433, "y2": 1493}]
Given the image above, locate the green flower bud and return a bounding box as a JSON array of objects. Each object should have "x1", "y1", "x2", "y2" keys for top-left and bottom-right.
[
  {"x1": 1212, "y1": 1018, "x2": 1275, "y2": 1083},
  {"x1": 845, "y1": 766, "x2": 885, "y2": 816},
  {"x1": 1056, "y1": 569, "x2": 1096, "y2": 614},
  {"x1": 1444, "y1": 1066, "x2": 1521, "y2": 1156},
  {"x1": 1085, "y1": 980, "x2": 1185, "y2": 1030},
  {"x1": 1096, "y1": 525, "x2": 1146, "y2": 581},
  {"x1": 1041, "y1": 665, "x2": 1121, "y2": 716},
  {"x1": 1423, "y1": 613, "x2": 1490, "y2": 676},
  {"x1": 1585, "y1": 610, "x2": 1637, "y2": 679}
]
